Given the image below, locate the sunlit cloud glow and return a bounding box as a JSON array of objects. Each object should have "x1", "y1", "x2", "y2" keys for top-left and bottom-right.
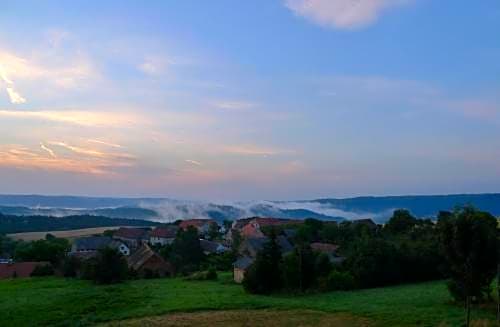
[{"x1": 285, "y1": 0, "x2": 412, "y2": 29}]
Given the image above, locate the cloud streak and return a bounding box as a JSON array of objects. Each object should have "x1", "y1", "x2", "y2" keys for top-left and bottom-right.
[
  {"x1": 40, "y1": 143, "x2": 56, "y2": 158},
  {"x1": 185, "y1": 159, "x2": 203, "y2": 166},
  {"x1": 285, "y1": 0, "x2": 412, "y2": 29}
]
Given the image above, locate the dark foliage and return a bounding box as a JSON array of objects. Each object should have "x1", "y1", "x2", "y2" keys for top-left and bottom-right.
[
  {"x1": 243, "y1": 231, "x2": 283, "y2": 294},
  {"x1": 84, "y1": 247, "x2": 129, "y2": 284},
  {"x1": 384, "y1": 209, "x2": 417, "y2": 234},
  {"x1": 282, "y1": 244, "x2": 316, "y2": 291},
  {"x1": 30, "y1": 264, "x2": 54, "y2": 277},
  {"x1": 14, "y1": 236, "x2": 69, "y2": 265},
  {"x1": 437, "y1": 206, "x2": 498, "y2": 302},
  {"x1": 0, "y1": 213, "x2": 160, "y2": 234},
  {"x1": 170, "y1": 226, "x2": 204, "y2": 274}
]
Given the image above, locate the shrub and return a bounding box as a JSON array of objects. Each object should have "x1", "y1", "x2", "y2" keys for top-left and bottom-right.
[
  {"x1": 82, "y1": 247, "x2": 129, "y2": 284},
  {"x1": 327, "y1": 270, "x2": 356, "y2": 291},
  {"x1": 30, "y1": 264, "x2": 54, "y2": 277},
  {"x1": 61, "y1": 256, "x2": 81, "y2": 278}
]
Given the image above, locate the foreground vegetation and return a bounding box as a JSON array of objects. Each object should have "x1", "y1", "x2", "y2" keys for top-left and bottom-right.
[{"x1": 0, "y1": 273, "x2": 497, "y2": 326}]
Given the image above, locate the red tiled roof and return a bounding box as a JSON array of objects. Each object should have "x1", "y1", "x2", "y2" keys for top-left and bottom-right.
[
  {"x1": 0, "y1": 262, "x2": 51, "y2": 279},
  {"x1": 114, "y1": 227, "x2": 149, "y2": 239},
  {"x1": 310, "y1": 242, "x2": 339, "y2": 253},
  {"x1": 179, "y1": 219, "x2": 215, "y2": 229},
  {"x1": 150, "y1": 227, "x2": 177, "y2": 238}
]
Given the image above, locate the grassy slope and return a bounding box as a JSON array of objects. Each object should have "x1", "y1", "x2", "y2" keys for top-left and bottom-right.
[{"x1": 0, "y1": 273, "x2": 497, "y2": 326}]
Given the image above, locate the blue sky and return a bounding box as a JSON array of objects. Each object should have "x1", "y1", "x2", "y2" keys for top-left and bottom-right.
[{"x1": 0, "y1": 0, "x2": 499, "y2": 200}]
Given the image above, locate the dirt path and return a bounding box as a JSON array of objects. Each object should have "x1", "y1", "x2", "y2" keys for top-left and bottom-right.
[{"x1": 102, "y1": 309, "x2": 372, "y2": 327}]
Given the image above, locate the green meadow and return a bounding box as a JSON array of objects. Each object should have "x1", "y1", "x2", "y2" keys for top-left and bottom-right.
[{"x1": 0, "y1": 273, "x2": 497, "y2": 326}]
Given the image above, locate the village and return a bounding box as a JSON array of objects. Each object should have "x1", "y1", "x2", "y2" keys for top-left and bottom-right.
[{"x1": 0, "y1": 216, "x2": 368, "y2": 283}]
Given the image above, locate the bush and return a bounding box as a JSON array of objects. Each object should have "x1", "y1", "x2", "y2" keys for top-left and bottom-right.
[
  {"x1": 82, "y1": 247, "x2": 129, "y2": 284},
  {"x1": 327, "y1": 270, "x2": 356, "y2": 291},
  {"x1": 61, "y1": 256, "x2": 81, "y2": 278},
  {"x1": 30, "y1": 264, "x2": 54, "y2": 277}
]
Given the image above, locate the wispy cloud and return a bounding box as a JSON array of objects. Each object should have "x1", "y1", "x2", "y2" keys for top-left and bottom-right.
[
  {"x1": 0, "y1": 145, "x2": 114, "y2": 175},
  {"x1": 48, "y1": 141, "x2": 136, "y2": 161},
  {"x1": 5, "y1": 87, "x2": 26, "y2": 104},
  {"x1": 210, "y1": 100, "x2": 257, "y2": 111},
  {"x1": 284, "y1": 0, "x2": 412, "y2": 30},
  {"x1": 40, "y1": 143, "x2": 56, "y2": 158},
  {"x1": 138, "y1": 56, "x2": 171, "y2": 76},
  {"x1": 0, "y1": 48, "x2": 98, "y2": 103},
  {"x1": 222, "y1": 145, "x2": 295, "y2": 156},
  {"x1": 0, "y1": 109, "x2": 143, "y2": 127},
  {"x1": 185, "y1": 159, "x2": 203, "y2": 166},
  {"x1": 87, "y1": 139, "x2": 123, "y2": 148}
]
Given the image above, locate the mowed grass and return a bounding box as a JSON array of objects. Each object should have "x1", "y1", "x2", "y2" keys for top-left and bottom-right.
[
  {"x1": 103, "y1": 309, "x2": 372, "y2": 327},
  {"x1": 0, "y1": 273, "x2": 497, "y2": 326}
]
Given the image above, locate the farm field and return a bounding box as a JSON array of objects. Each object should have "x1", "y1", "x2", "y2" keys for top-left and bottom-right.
[
  {"x1": 7, "y1": 226, "x2": 132, "y2": 241},
  {"x1": 0, "y1": 273, "x2": 498, "y2": 327}
]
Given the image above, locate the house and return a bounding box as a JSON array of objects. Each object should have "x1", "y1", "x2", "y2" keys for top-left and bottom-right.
[
  {"x1": 127, "y1": 244, "x2": 174, "y2": 278},
  {"x1": 178, "y1": 219, "x2": 216, "y2": 235},
  {"x1": 149, "y1": 226, "x2": 178, "y2": 246},
  {"x1": 233, "y1": 256, "x2": 253, "y2": 283},
  {"x1": 0, "y1": 262, "x2": 51, "y2": 279},
  {"x1": 70, "y1": 236, "x2": 130, "y2": 257},
  {"x1": 113, "y1": 228, "x2": 150, "y2": 249},
  {"x1": 239, "y1": 235, "x2": 293, "y2": 258},
  {"x1": 310, "y1": 242, "x2": 344, "y2": 264},
  {"x1": 238, "y1": 217, "x2": 300, "y2": 239},
  {"x1": 200, "y1": 239, "x2": 228, "y2": 255}
]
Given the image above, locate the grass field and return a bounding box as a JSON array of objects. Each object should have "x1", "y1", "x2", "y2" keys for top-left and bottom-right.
[
  {"x1": 7, "y1": 226, "x2": 130, "y2": 241},
  {"x1": 0, "y1": 273, "x2": 498, "y2": 327}
]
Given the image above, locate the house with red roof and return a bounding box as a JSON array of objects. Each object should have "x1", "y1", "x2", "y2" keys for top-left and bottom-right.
[
  {"x1": 113, "y1": 227, "x2": 150, "y2": 249},
  {"x1": 0, "y1": 262, "x2": 51, "y2": 279},
  {"x1": 149, "y1": 226, "x2": 178, "y2": 246},
  {"x1": 178, "y1": 219, "x2": 216, "y2": 235}
]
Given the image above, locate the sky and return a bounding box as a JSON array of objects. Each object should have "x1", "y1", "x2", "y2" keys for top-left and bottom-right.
[{"x1": 0, "y1": 0, "x2": 499, "y2": 201}]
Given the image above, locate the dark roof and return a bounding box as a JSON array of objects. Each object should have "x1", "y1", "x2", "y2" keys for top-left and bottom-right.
[
  {"x1": 150, "y1": 226, "x2": 177, "y2": 238},
  {"x1": 114, "y1": 227, "x2": 149, "y2": 239},
  {"x1": 233, "y1": 256, "x2": 253, "y2": 270},
  {"x1": 200, "y1": 239, "x2": 227, "y2": 253},
  {"x1": 0, "y1": 262, "x2": 51, "y2": 279},
  {"x1": 73, "y1": 236, "x2": 112, "y2": 251},
  {"x1": 127, "y1": 244, "x2": 160, "y2": 271},
  {"x1": 244, "y1": 236, "x2": 293, "y2": 254}
]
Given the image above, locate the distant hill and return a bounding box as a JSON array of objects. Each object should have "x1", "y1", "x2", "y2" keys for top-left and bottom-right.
[
  {"x1": 313, "y1": 194, "x2": 500, "y2": 220},
  {"x1": 0, "y1": 193, "x2": 498, "y2": 223},
  {"x1": 0, "y1": 213, "x2": 161, "y2": 234}
]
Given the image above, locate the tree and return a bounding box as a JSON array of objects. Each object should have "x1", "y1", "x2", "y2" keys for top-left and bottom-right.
[
  {"x1": 207, "y1": 222, "x2": 220, "y2": 241},
  {"x1": 170, "y1": 226, "x2": 204, "y2": 273},
  {"x1": 222, "y1": 220, "x2": 232, "y2": 232},
  {"x1": 86, "y1": 247, "x2": 129, "y2": 284},
  {"x1": 282, "y1": 244, "x2": 316, "y2": 291},
  {"x1": 345, "y1": 237, "x2": 401, "y2": 288},
  {"x1": 438, "y1": 207, "x2": 499, "y2": 327},
  {"x1": 385, "y1": 209, "x2": 417, "y2": 234},
  {"x1": 231, "y1": 229, "x2": 242, "y2": 254},
  {"x1": 14, "y1": 237, "x2": 69, "y2": 265},
  {"x1": 243, "y1": 230, "x2": 283, "y2": 294}
]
